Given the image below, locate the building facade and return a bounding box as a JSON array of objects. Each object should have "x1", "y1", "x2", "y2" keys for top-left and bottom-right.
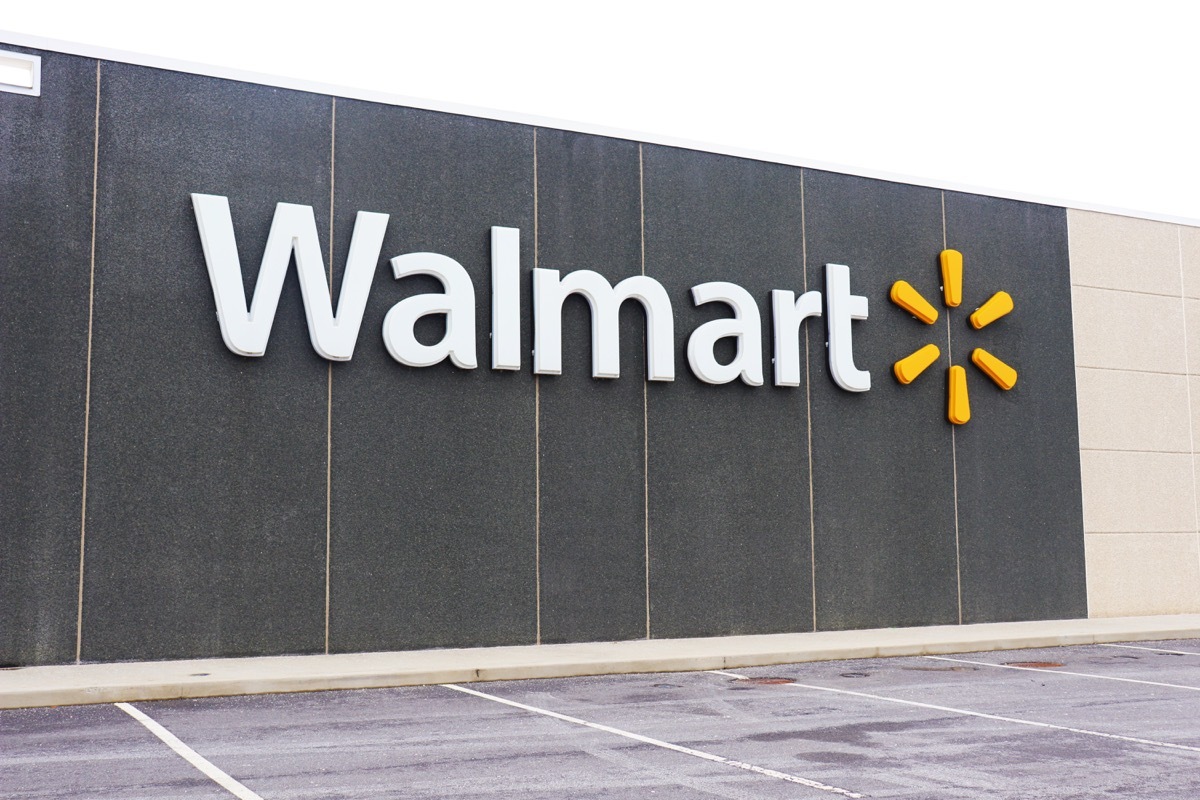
[{"x1": 1, "y1": 42, "x2": 1194, "y2": 668}]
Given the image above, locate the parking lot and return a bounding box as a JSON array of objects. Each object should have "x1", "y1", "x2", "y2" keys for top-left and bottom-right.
[{"x1": 4, "y1": 639, "x2": 1200, "y2": 798}]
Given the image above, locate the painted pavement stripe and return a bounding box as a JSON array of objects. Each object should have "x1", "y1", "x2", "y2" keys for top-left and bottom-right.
[
  {"x1": 1101, "y1": 643, "x2": 1200, "y2": 656},
  {"x1": 707, "y1": 670, "x2": 1200, "y2": 755},
  {"x1": 926, "y1": 655, "x2": 1200, "y2": 691},
  {"x1": 442, "y1": 683, "x2": 862, "y2": 798},
  {"x1": 115, "y1": 702, "x2": 263, "y2": 800}
]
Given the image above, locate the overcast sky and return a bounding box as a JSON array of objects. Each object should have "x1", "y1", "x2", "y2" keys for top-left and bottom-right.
[{"x1": 5, "y1": 1, "x2": 1197, "y2": 223}]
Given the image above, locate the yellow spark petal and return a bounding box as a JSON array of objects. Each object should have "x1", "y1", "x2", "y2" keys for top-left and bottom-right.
[
  {"x1": 894, "y1": 343, "x2": 941, "y2": 384},
  {"x1": 890, "y1": 281, "x2": 939, "y2": 324},
  {"x1": 971, "y1": 348, "x2": 1017, "y2": 390},
  {"x1": 940, "y1": 249, "x2": 963, "y2": 308},
  {"x1": 948, "y1": 365, "x2": 970, "y2": 425},
  {"x1": 970, "y1": 291, "x2": 1014, "y2": 329}
]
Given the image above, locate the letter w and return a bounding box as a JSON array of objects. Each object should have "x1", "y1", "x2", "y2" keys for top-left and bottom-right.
[{"x1": 191, "y1": 193, "x2": 389, "y2": 360}]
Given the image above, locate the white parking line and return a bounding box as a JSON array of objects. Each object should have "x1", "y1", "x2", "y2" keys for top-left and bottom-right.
[
  {"x1": 115, "y1": 703, "x2": 263, "y2": 800},
  {"x1": 926, "y1": 656, "x2": 1200, "y2": 691},
  {"x1": 1102, "y1": 643, "x2": 1200, "y2": 656},
  {"x1": 707, "y1": 670, "x2": 1200, "y2": 755},
  {"x1": 442, "y1": 683, "x2": 862, "y2": 798}
]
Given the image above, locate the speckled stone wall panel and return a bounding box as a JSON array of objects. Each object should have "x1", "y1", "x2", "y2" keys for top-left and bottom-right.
[
  {"x1": 803, "y1": 170, "x2": 960, "y2": 631},
  {"x1": 327, "y1": 101, "x2": 537, "y2": 653},
  {"x1": 642, "y1": 145, "x2": 813, "y2": 639},
  {"x1": 0, "y1": 44, "x2": 95, "y2": 666},
  {"x1": 81, "y1": 64, "x2": 331, "y2": 661},
  {"x1": 535, "y1": 131, "x2": 648, "y2": 643},
  {"x1": 1, "y1": 43, "x2": 1099, "y2": 663},
  {"x1": 945, "y1": 193, "x2": 1086, "y2": 622}
]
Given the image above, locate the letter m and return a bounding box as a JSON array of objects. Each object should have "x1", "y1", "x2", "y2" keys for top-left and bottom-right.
[
  {"x1": 533, "y1": 268, "x2": 675, "y2": 381},
  {"x1": 191, "y1": 194, "x2": 388, "y2": 360}
]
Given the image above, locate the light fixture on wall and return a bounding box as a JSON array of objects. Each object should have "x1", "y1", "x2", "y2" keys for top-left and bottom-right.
[{"x1": 0, "y1": 50, "x2": 40, "y2": 96}]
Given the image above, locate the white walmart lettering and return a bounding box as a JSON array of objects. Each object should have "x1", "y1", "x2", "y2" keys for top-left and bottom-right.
[{"x1": 191, "y1": 194, "x2": 871, "y2": 391}]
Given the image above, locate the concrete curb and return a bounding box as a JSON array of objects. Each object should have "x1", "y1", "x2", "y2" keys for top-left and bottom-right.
[{"x1": 5, "y1": 614, "x2": 1200, "y2": 709}]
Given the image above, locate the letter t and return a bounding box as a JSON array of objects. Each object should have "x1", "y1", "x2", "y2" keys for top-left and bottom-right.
[{"x1": 825, "y1": 263, "x2": 871, "y2": 392}]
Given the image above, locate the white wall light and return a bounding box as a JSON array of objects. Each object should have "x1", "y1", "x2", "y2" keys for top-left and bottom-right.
[{"x1": 0, "y1": 50, "x2": 41, "y2": 96}]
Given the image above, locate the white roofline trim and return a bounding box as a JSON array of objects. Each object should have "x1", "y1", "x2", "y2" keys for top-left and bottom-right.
[{"x1": 3, "y1": 29, "x2": 1198, "y2": 229}]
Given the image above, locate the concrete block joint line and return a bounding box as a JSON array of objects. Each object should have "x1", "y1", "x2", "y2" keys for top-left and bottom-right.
[{"x1": 3, "y1": 615, "x2": 1200, "y2": 710}]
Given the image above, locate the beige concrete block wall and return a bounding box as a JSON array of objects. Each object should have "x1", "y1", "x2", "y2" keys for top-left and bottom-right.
[{"x1": 1068, "y1": 210, "x2": 1200, "y2": 616}]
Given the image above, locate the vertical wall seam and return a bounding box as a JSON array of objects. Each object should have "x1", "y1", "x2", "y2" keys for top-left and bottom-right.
[
  {"x1": 324, "y1": 97, "x2": 336, "y2": 655},
  {"x1": 533, "y1": 128, "x2": 541, "y2": 645},
  {"x1": 640, "y1": 143, "x2": 651, "y2": 639},
  {"x1": 325, "y1": 367, "x2": 332, "y2": 650},
  {"x1": 75, "y1": 60, "x2": 102, "y2": 664},
  {"x1": 800, "y1": 169, "x2": 817, "y2": 633},
  {"x1": 950, "y1": 426, "x2": 965, "y2": 625},
  {"x1": 1065, "y1": 214, "x2": 1092, "y2": 617},
  {"x1": 942, "y1": 191, "x2": 964, "y2": 625},
  {"x1": 1177, "y1": 227, "x2": 1200, "y2": 605}
]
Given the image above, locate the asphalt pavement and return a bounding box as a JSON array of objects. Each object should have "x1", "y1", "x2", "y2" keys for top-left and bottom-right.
[{"x1": 5, "y1": 639, "x2": 1200, "y2": 799}]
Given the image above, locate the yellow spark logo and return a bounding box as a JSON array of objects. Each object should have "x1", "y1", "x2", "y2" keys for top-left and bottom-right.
[{"x1": 889, "y1": 250, "x2": 1016, "y2": 425}]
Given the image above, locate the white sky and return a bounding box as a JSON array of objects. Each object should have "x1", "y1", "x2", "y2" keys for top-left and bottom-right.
[{"x1": 5, "y1": 1, "x2": 1199, "y2": 223}]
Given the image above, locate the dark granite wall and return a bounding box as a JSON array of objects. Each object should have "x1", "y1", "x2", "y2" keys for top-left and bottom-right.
[
  {"x1": 0, "y1": 45, "x2": 95, "y2": 666},
  {"x1": 0, "y1": 42, "x2": 1087, "y2": 665}
]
